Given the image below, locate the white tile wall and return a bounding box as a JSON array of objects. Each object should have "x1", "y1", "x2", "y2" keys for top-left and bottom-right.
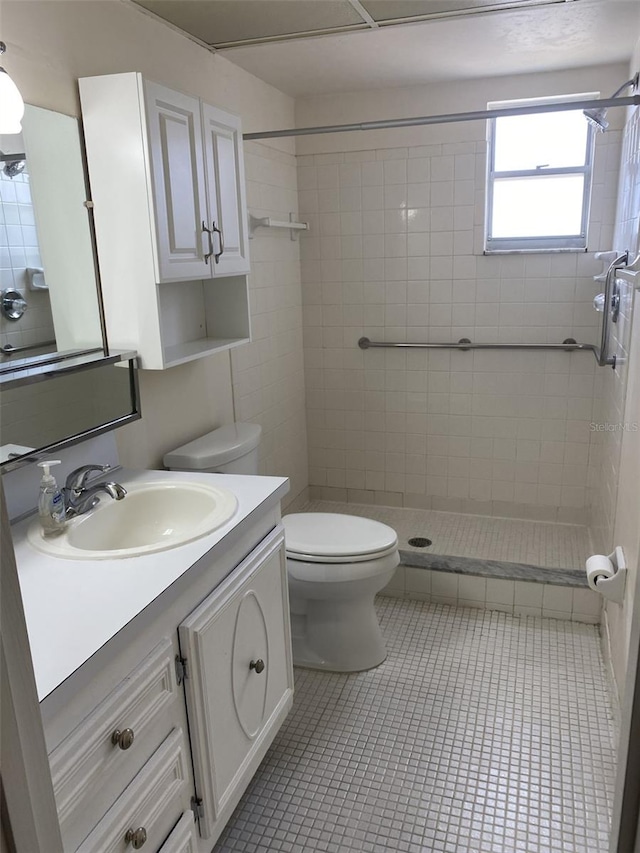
[
  {"x1": 298, "y1": 130, "x2": 622, "y2": 522},
  {"x1": 0, "y1": 167, "x2": 55, "y2": 352},
  {"x1": 590, "y1": 98, "x2": 640, "y2": 702},
  {"x1": 589, "y1": 106, "x2": 640, "y2": 554},
  {"x1": 231, "y1": 141, "x2": 308, "y2": 505}
]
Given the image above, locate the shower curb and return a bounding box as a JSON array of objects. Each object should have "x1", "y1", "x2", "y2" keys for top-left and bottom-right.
[{"x1": 399, "y1": 549, "x2": 587, "y2": 588}]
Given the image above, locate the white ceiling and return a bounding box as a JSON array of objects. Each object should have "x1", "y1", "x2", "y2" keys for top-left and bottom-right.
[
  {"x1": 130, "y1": 0, "x2": 640, "y2": 97},
  {"x1": 218, "y1": 0, "x2": 640, "y2": 96}
]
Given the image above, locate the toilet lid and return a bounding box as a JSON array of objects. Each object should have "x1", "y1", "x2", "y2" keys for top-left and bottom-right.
[{"x1": 283, "y1": 513, "x2": 398, "y2": 562}]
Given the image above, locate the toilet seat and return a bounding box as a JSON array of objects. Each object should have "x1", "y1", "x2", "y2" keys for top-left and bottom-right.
[
  {"x1": 286, "y1": 550, "x2": 399, "y2": 584},
  {"x1": 283, "y1": 513, "x2": 399, "y2": 563}
]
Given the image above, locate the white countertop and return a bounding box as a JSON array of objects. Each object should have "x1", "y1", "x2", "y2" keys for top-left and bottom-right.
[{"x1": 11, "y1": 468, "x2": 289, "y2": 701}]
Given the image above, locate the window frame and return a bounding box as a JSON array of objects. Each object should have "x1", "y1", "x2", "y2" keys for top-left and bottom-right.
[{"x1": 484, "y1": 93, "x2": 597, "y2": 253}]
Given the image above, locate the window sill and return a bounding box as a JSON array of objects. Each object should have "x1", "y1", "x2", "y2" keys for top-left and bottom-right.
[{"x1": 483, "y1": 247, "x2": 589, "y2": 255}]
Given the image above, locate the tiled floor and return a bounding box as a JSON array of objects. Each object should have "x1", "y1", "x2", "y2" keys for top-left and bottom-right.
[
  {"x1": 215, "y1": 597, "x2": 616, "y2": 853},
  {"x1": 302, "y1": 500, "x2": 591, "y2": 571}
]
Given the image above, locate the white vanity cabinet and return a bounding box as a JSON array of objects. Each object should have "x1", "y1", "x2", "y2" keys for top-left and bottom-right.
[
  {"x1": 78, "y1": 73, "x2": 251, "y2": 369},
  {"x1": 179, "y1": 527, "x2": 294, "y2": 840},
  {"x1": 41, "y1": 512, "x2": 294, "y2": 852}
]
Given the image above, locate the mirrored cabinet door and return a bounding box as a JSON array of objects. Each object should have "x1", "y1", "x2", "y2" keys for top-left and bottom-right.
[{"x1": 0, "y1": 104, "x2": 105, "y2": 364}]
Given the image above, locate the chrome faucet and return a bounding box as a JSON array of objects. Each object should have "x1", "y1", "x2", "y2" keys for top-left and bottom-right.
[{"x1": 63, "y1": 464, "x2": 127, "y2": 518}]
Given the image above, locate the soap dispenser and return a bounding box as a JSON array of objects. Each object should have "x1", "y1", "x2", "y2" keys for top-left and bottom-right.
[{"x1": 37, "y1": 460, "x2": 66, "y2": 536}]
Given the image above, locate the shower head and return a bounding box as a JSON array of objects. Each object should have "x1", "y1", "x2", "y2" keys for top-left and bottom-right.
[
  {"x1": 583, "y1": 72, "x2": 640, "y2": 133},
  {"x1": 583, "y1": 107, "x2": 609, "y2": 133}
]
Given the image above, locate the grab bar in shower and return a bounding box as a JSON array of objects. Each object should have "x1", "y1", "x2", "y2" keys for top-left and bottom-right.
[
  {"x1": 1, "y1": 339, "x2": 56, "y2": 355},
  {"x1": 359, "y1": 252, "x2": 633, "y2": 367},
  {"x1": 358, "y1": 337, "x2": 598, "y2": 354}
]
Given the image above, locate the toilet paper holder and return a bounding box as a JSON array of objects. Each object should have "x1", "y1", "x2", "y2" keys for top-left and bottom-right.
[{"x1": 586, "y1": 546, "x2": 627, "y2": 604}]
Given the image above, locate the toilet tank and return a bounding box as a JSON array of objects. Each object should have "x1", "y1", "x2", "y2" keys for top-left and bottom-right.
[{"x1": 163, "y1": 423, "x2": 262, "y2": 475}]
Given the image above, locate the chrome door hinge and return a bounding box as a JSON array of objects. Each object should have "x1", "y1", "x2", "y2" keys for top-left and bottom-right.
[
  {"x1": 175, "y1": 654, "x2": 188, "y2": 684},
  {"x1": 83, "y1": 200, "x2": 94, "y2": 209},
  {"x1": 191, "y1": 796, "x2": 204, "y2": 820}
]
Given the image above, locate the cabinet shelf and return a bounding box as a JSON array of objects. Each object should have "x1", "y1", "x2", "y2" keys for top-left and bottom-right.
[
  {"x1": 157, "y1": 276, "x2": 250, "y2": 369},
  {"x1": 163, "y1": 337, "x2": 250, "y2": 368}
]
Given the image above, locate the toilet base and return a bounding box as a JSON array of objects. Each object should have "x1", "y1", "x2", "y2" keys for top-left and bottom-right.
[{"x1": 289, "y1": 574, "x2": 394, "y2": 672}]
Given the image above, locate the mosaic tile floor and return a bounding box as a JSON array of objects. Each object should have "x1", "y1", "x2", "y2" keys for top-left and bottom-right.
[
  {"x1": 215, "y1": 598, "x2": 616, "y2": 853},
  {"x1": 302, "y1": 500, "x2": 591, "y2": 571}
]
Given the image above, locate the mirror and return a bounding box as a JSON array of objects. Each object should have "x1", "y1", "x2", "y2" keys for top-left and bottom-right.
[
  {"x1": 0, "y1": 104, "x2": 104, "y2": 364},
  {"x1": 0, "y1": 357, "x2": 139, "y2": 468},
  {"x1": 0, "y1": 105, "x2": 140, "y2": 472}
]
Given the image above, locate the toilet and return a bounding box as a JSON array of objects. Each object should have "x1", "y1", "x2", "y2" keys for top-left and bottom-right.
[
  {"x1": 164, "y1": 423, "x2": 400, "y2": 673},
  {"x1": 283, "y1": 513, "x2": 399, "y2": 672}
]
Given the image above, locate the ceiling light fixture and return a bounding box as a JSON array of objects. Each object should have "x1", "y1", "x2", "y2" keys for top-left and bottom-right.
[{"x1": 0, "y1": 42, "x2": 24, "y2": 135}]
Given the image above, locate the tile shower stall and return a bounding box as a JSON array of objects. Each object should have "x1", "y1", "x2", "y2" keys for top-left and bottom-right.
[
  {"x1": 290, "y1": 94, "x2": 640, "y2": 627},
  {"x1": 297, "y1": 134, "x2": 621, "y2": 526}
]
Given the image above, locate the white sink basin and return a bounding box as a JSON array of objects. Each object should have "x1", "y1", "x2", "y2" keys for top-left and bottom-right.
[{"x1": 28, "y1": 480, "x2": 238, "y2": 560}]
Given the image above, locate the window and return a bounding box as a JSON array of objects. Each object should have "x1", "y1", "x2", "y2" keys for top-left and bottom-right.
[{"x1": 485, "y1": 93, "x2": 596, "y2": 253}]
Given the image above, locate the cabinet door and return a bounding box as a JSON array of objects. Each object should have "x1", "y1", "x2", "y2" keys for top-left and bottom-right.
[
  {"x1": 179, "y1": 526, "x2": 293, "y2": 840},
  {"x1": 202, "y1": 103, "x2": 251, "y2": 277},
  {"x1": 145, "y1": 80, "x2": 211, "y2": 282}
]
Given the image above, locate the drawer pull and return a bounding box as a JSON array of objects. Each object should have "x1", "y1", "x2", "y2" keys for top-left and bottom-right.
[
  {"x1": 124, "y1": 826, "x2": 147, "y2": 849},
  {"x1": 249, "y1": 658, "x2": 265, "y2": 674},
  {"x1": 111, "y1": 728, "x2": 135, "y2": 750}
]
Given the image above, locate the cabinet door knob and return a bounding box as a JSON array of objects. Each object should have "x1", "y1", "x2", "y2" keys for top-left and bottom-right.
[
  {"x1": 111, "y1": 728, "x2": 135, "y2": 750},
  {"x1": 250, "y1": 658, "x2": 265, "y2": 674},
  {"x1": 124, "y1": 827, "x2": 147, "y2": 849}
]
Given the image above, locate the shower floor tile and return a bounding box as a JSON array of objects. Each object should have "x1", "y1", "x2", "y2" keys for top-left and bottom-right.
[
  {"x1": 215, "y1": 598, "x2": 616, "y2": 853},
  {"x1": 301, "y1": 499, "x2": 591, "y2": 571}
]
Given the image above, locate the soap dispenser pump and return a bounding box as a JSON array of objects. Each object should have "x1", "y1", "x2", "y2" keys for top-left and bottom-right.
[{"x1": 37, "y1": 460, "x2": 66, "y2": 536}]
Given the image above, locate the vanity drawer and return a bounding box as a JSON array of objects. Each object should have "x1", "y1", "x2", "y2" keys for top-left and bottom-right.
[
  {"x1": 158, "y1": 811, "x2": 198, "y2": 853},
  {"x1": 77, "y1": 727, "x2": 192, "y2": 853},
  {"x1": 49, "y1": 638, "x2": 183, "y2": 851}
]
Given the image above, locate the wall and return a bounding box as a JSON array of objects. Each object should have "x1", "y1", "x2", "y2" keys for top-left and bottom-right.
[
  {"x1": 589, "y1": 105, "x2": 640, "y2": 555},
  {"x1": 597, "y1": 38, "x2": 640, "y2": 704},
  {"x1": 296, "y1": 65, "x2": 625, "y2": 521},
  {"x1": 3, "y1": 0, "x2": 307, "y2": 503},
  {"x1": 233, "y1": 139, "x2": 308, "y2": 499}
]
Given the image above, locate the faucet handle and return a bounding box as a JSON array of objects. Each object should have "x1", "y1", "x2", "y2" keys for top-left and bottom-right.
[{"x1": 65, "y1": 464, "x2": 111, "y2": 492}]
